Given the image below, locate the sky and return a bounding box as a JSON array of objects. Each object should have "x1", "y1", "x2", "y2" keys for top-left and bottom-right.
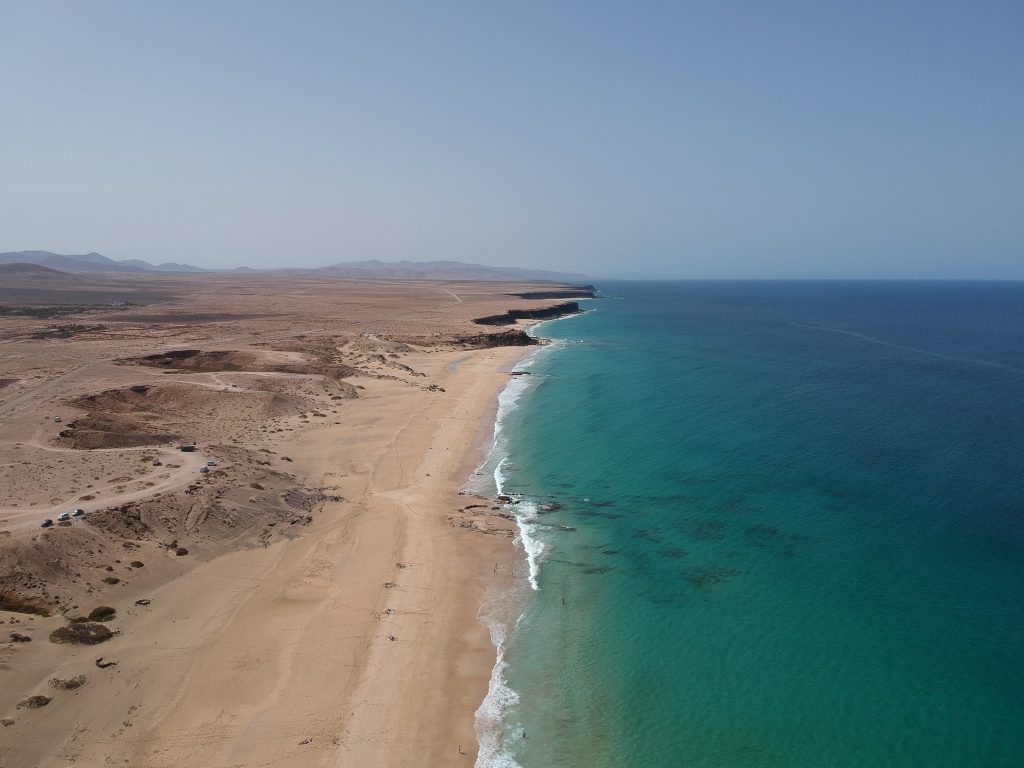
[{"x1": 1, "y1": 1, "x2": 1022, "y2": 278}]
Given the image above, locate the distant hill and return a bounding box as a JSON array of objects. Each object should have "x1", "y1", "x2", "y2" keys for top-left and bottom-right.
[
  {"x1": 307, "y1": 260, "x2": 589, "y2": 283},
  {"x1": 156, "y1": 262, "x2": 206, "y2": 273},
  {"x1": 0, "y1": 251, "x2": 587, "y2": 282},
  {"x1": 0, "y1": 251, "x2": 204, "y2": 274},
  {"x1": 0, "y1": 261, "x2": 176, "y2": 306},
  {"x1": 0, "y1": 262, "x2": 79, "y2": 278}
]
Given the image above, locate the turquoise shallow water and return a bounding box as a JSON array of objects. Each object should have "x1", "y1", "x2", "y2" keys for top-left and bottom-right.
[{"x1": 474, "y1": 281, "x2": 1024, "y2": 768}]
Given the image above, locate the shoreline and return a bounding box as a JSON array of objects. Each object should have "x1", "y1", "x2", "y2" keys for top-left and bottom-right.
[
  {"x1": 0, "y1": 275, "x2": 590, "y2": 767},
  {"x1": 330, "y1": 343, "x2": 529, "y2": 768},
  {"x1": 469, "y1": 309, "x2": 592, "y2": 767},
  {"x1": 0, "y1": 344, "x2": 527, "y2": 767}
]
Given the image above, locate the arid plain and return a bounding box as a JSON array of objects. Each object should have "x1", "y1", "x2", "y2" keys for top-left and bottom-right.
[{"x1": 0, "y1": 267, "x2": 585, "y2": 767}]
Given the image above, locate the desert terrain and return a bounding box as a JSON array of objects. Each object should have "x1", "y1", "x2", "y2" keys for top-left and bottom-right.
[{"x1": 0, "y1": 267, "x2": 587, "y2": 767}]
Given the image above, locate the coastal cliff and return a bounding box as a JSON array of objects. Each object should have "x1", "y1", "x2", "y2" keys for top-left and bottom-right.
[
  {"x1": 508, "y1": 286, "x2": 596, "y2": 300},
  {"x1": 457, "y1": 329, "x2": 538, "y2": 347},
  {"x1": 473, "y1": 300, "x2": 582, "y2": 326}
]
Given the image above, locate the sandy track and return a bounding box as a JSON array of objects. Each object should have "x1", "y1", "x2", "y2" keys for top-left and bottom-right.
[{"x1": 0, "y1": 438, "x2": 207, "y2": 533}]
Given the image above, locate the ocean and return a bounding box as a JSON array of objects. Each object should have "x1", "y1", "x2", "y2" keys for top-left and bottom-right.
[{"x1": 469, "y1": 280, "x2": 1024, "y2": 768}]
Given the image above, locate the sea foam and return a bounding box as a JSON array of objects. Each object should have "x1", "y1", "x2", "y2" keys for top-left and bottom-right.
[{"x1": 469, "y1": 313, "x2": 586, "y2": 768}]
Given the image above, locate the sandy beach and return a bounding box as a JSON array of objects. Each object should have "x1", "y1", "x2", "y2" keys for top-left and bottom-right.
[{"x1": 0, "y1": 272, "x2": 586, "y2": 766}]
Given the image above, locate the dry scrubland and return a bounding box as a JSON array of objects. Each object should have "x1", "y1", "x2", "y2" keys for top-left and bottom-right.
[{"x1": 0, "y1": 270, "x2": 586, "y2": 767}]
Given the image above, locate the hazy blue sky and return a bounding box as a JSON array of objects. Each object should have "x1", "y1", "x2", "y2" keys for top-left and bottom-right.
[{"x1": 2, "y1": 1, "x2": 1022, "y2": 278}]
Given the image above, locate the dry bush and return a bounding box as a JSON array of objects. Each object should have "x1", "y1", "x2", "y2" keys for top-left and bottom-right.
[
  {"x1": 17, "y1": 696, "x2": 51, "y2": 709},
  {"x1": 49, "y1": 675, "x2": 87, "y2": 690},
  {"x1": 87, "y1": 606, "x2": 116, "y2": 622},
  {"x1": 49, "y1": 622, "x2": 114, "y2": 645}
]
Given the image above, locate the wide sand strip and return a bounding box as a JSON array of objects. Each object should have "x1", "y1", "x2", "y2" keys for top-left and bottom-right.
[{"x1": 1, "y1": 345, "x2": 522, "y2": 767}]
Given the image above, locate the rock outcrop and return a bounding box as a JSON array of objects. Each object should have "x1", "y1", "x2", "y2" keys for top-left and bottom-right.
[
  {"x1": 456, "y1": 330, "x2": 538, "y2": 348},
  {"x1": 472, "y1": 301, "x2": 582, "y2": 326},
  {"x1": 507, "y1": 286, "x2": 595, "y2": 300}
]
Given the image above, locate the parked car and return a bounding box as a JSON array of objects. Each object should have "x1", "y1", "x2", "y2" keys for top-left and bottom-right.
[
  {"x1": 199, "y1": 466, "x2": 209, "y2": 474},
  {"x1": 57, "y1": 512, "x2": 71, "y2": 521},
  {"x1": 40, "y1": 519, "x2": 54, "y2": 528},
  {"x1": 72, "y1": 508, "x2": 85, "y2": 517},
  {"x1": 206, "y1": 460, "x2": 217, "y2": 467}
]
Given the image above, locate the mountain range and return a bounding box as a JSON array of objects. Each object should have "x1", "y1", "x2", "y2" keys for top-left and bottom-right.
[
  {"x1": 0, "y1": 251, "x2": 204, "y2": 274},
  {"x1": 0, "y1": 251, "x2": 587, "y2": 282}
]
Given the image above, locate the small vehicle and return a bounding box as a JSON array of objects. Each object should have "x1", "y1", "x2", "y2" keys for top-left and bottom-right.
[
  {"x1": 72, "y1": 508, "x2": 85, "y2": 517},
  {"x1": 206, "y1": 460, "x2": 217, "y2": 467},
  {"x1": 199, "y1": 466, "x2": 209, "y2": 474},
  {"x1": 57, "y1": 512, "x2": 71, "y2": 521},
  {"x1": 40, "y1": 519, "x2": 54, "y2": 528}
]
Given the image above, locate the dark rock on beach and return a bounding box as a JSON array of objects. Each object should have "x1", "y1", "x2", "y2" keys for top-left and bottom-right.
[{"x1": 457, "y1": 330, "x2": 538, "y2": 348}]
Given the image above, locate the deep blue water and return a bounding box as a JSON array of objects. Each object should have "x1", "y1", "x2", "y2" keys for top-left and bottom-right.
[{"x1": 475, "y1": 281, "x2": 1024, "y2": 768}]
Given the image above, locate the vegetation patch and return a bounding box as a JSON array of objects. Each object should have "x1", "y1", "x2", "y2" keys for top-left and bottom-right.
[
  {"x1": 16, "y1": 696, "x2": 51, "y2": 709},
  {"x1": 0, "y1": 305, "x2": 83, "y2": 318},
  {"x1": 69, "y1": 605, "x2": 117, "y2": 622},
  {"x1": 88, "y1": 606, "x2": 117, "y2": 622},
  {"x1": 49, "y1": 675, "x2": 87, "y2": 690},
  {"x1": 49, "y1": 622, "x2": 114, "y2": 645}
]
